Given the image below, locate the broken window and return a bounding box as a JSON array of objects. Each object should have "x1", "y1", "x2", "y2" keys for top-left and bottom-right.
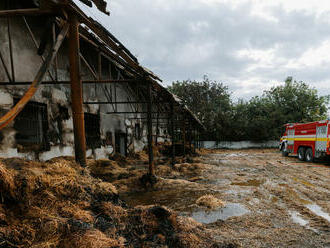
[
  {"x1": 84, "y1": 113, "x2": 101, "y2": 149},
  {"x1": 13, "y1": 99, "x2": 49, "y2": 150}
]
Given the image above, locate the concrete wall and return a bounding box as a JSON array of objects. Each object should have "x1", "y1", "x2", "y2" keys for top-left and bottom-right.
[
  {"x1": 200, "y1": 141, "x2": 279, "y2": 149},
  {"x1": 0, "y1": 14, "x2": 170, "y2": 161}
]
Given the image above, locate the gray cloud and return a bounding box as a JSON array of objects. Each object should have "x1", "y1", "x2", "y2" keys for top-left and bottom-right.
[{"x1": 96, "y1": 0, "x2": 330, "y2": 99}]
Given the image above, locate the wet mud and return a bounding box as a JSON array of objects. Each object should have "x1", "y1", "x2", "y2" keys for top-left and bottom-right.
[{"x1": 119, "y1": 149, "x2": 330, "y2": 247}]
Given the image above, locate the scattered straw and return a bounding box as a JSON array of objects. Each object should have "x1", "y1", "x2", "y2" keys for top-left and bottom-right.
[{"x1": 196, "y1": 195, "x2": 226, "y2": 209}]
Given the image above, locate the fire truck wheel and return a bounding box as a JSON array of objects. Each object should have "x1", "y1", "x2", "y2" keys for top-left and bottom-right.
[
  {"x1": 305, "y1": 148, "x2": 314, "y2": 162},
  {"x1": 281, "y1": 143, "x2": 289, "y2": 157},
  {"x1": 298, "y1": 147, "x2": 305, "y2": 161},
  {"x1": 282, "y1": 150, "x2": 289, "y2": 157}
]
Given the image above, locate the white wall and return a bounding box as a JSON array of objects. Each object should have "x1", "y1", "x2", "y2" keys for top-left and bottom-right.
[{"x1": 201, "y1": 140, "x2": 279, "y2": 149}]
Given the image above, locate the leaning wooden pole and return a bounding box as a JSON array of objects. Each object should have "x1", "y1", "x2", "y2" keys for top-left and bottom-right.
[
  {"x1": 69, "y1": 14, "x2": 87, "y2": 166},
  {"x1": 147, "y1": 81, "x2": 155, "y2": 175}
]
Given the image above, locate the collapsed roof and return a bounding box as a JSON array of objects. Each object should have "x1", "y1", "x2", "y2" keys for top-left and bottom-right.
[{"x1": 2, "y1": 0, "x2": 204, "y2": 130}]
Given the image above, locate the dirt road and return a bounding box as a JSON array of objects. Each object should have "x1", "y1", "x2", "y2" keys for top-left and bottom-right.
[{"x1": 121, "y1": 149, "x2": 330, "y2": 247}]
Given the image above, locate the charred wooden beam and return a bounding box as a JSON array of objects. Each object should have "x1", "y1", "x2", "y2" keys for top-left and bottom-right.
[
  {"x1": 0, "y1": 8, "x2": 53, "y2": 17},
  {"x1": 0, "y1": 79, "x2": 138, "y2": 85}
]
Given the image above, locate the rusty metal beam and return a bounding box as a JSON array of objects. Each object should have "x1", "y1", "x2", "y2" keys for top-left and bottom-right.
[
  {"x1": 69, "y1": 14, "x2": 86, "y2": 166},
  {"x1": 0, "y1": 22, "x2": 69, "y2": 130}
]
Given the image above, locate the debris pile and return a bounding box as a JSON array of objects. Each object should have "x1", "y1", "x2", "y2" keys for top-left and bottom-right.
[
  {"x1": 0, "y1": 157, "x2": 226, "y2": 248},
  {"x1": 112, "y1": 162, "x2": 211, "y2": 194}
]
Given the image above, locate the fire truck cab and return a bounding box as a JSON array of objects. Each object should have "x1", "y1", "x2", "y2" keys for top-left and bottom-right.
[{"x1": 280, "y1": 120, "x2": 330, "y2": 162}]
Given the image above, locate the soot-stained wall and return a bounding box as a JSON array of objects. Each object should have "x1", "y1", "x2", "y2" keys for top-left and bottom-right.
[{"x1": 0, "y1": 14, "x2": 170, "y2": 161}]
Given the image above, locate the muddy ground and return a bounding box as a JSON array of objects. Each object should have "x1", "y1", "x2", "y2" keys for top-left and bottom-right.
[{"x1": 116, "y1": 149, "x2": 330, "y2": 248}]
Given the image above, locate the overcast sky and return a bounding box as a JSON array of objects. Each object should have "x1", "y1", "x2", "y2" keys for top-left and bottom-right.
[{"x1": 86, "y1": 0, "x2": 330, "y2": 100}]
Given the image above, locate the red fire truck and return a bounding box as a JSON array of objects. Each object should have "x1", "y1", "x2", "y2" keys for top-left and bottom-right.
[{"x1": 280, "y1": 120, "x2": 330, "y2": 162}]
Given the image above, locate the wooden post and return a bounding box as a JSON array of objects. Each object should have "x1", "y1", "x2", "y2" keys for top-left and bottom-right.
[
  {"x1": 69, "y1": 14, "x2": 86, "y2": 166},
  {"x1": 155, "y1": 109, "x2": 159, "y2": 145},
  {"x1": 189, "y1": 121, "x2": 192, "y2": 152},
  {"x1": 182, "y1": 117, "x2": 186, "y2": 157},
  {"x1": 171, "y1": 103, "x2": 175, "y2": 166},
  {"x1": 147, "y1": 81, "x2": 155, "y2": 175}
]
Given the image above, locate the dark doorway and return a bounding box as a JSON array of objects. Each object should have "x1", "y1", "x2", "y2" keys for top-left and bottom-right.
[
  {"x1": 115, "y1": 132, "x2": 127, "y2": 156},
  {"x1": 84, "y1": 113, "x2": 101, "y2": 149}
]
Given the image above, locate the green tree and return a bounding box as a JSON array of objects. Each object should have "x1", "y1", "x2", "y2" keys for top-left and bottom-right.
[
  {"x1": 169, "y1": 76, "x2": 329, "y2": 141},
  {"x1": 168, "y1": 76, "x2": 232, "y2": 140},
  {"x1": 232, "y1": 77, "x2": 329, "y2": 141}
]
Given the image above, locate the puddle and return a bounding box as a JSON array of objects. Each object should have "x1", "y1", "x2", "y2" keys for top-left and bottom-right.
[
  {"x1": 289, "y1": 210, "x2": 309, "y2": 226},
  {"x1": 225, "y1": 188, "x2": 252, "y2": 195},
  {"x1": 289, "y1": 210, "x2": 319, "y2": 233},
  {"x1": 201, "y1": 178, "x2": 231, "y2": 185},
  {"x1": 121, "y1": 189, "x2": 205, "y2": 212},
  {"x1": 306, "y1": 204, "x2": 330, "y2": 222},
  {"x1": 231, "y1": 179, "x2": 264, "y2": 187},
  {"x1": 189, "y1": 203, "x2": 250, "y2": 224}
]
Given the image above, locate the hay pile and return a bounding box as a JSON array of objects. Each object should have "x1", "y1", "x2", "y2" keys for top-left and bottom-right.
[
  {"x1": 156, "y1": 163, "x2": 210, "y2": 179},
  {"x1": 87, "y1": 159, "x2": 129, "y2": 181},
  {"x1": 0, "y1": 157, "x2": 225, "y2": 248},
  {"x1": 196, "y1": 195, "x2": 226, "y2": 209}
]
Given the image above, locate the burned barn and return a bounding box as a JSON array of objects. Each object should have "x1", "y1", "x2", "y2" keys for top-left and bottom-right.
[{"x1": 0, "y1": 0, "x2": 203, "y2": 172}]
